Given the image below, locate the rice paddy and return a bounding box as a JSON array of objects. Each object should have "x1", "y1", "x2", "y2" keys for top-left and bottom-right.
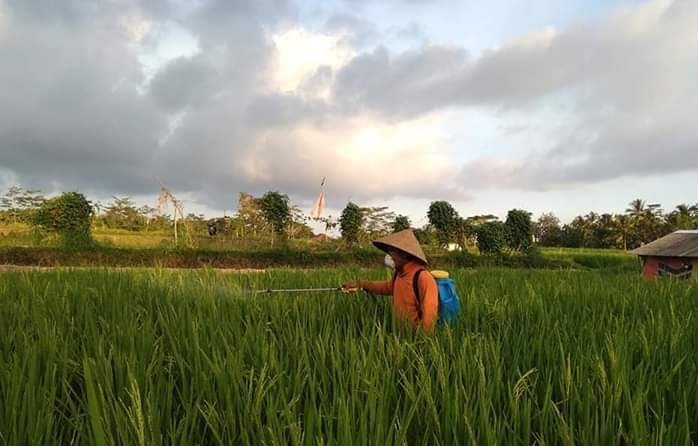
[{"x1": 1, "y1": 267, "x2": 696, "y2": 445}]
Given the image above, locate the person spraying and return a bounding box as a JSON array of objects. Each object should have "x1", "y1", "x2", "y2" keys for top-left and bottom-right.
[{"x1": 342, "y1": 229, "x2": 439, "y2": 331}]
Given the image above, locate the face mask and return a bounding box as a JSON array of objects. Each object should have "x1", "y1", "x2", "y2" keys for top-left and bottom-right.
[{"x1": 384, "y1": 254, "x2": 395, "y2": 269}]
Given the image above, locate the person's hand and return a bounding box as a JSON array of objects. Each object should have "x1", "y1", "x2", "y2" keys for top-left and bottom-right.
[{"x1": 342, "y1": 280, "x2": 361, "y2": 291}]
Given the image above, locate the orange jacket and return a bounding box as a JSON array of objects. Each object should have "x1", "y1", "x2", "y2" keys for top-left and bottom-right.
[{"x1": 361, "y1": 261, "x2": 439, "y2": 331}]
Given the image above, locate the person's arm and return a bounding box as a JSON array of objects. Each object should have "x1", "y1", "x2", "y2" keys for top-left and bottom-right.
[
  {"x1": 359, "y1": 279, "x2": 393, "y2": 295},
  {"x1": 342, "y1": 279, "x2": 393, "y2": 295},
  {"x1": 418, "y1": 274, "x2": 439, "y2": 332}
]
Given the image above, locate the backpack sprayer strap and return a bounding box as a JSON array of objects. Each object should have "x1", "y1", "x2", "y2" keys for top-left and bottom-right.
[{"x1": 412, "y1": 269, "x2": 425, "y2": 321}]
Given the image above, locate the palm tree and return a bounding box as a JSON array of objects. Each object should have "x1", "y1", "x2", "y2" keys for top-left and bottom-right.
[
  {"x1": 625, "y1": 199, "x2": 656, "y2": 247},
  {"x1": 691, "y1": 204, "x2": 698, "y2": 229},
  {"x1": 625, "y1": 199, "x2": 646, "y2": 218},
  {"x1": 667, "y1": 204, "x2": 693, "y2": 230},
  {"x1": 615, "y1": 214, "x2": 630, "y2": 250}
]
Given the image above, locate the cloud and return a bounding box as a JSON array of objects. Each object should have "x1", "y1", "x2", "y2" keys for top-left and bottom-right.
[
  {"x1": 236, "y1": 113, "x2": 466, "y2": 201},
  {"x1": 0, "y1": 0, "x2": 471, "y2": 212},
  {"x1": 332, "y1": 0, "x2": 698, "y2": 188},
  {"x1": 149, "y1": 55, "x2": 218, "y2": 111},
  {"x1": 270, "y1": 27, "x2": 355, "y2": 94},
  {"x1": 332, "y1": 45, "x2": 469, "y2": 117},
  {"x1": 323, "y1": 13, "x2": 379, "y2": 47},
  {"x1": 1, "y1": 0, "x2": 697, "y2": 216},
  {"x1": 0, "y1": 1, "x2": 166, "y2": 194}
]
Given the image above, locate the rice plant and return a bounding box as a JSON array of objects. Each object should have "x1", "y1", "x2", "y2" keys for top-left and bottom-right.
[{"x1": 0, "y1": 268, "x2": 696, "y2": 445}]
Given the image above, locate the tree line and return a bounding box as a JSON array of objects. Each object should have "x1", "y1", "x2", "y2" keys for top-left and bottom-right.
[
  {"x1": 337, "y1": 198, "x2": 697, "y2": 253},
  {"x1": 1, "y1": 186, "x2": 695, "y2": 251}
]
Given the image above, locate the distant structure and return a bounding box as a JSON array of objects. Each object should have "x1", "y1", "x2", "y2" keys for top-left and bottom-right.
[
  {"x1": 630, "y1": 230, "x2": 698, "y2": 280},
  {"x1": 447, "y1": 243, "x2": 461, "y2": 252}
]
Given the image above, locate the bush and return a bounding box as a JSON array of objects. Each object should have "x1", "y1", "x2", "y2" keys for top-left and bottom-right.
[
  {"x1": 339, "y1": 203, "x2": 363, "y2": 245},
  {"x1": 504, "y1": 209, "x2": 534, "y2": 251},
  {"x1": 443, "y1": 251, "x2": 479, "y2": 268},
  {"x1": 33, "y1": 192, "x2": 94, "y2": 249},
  {"x1": 476, "y1": 221, "x2": 506, "y2": 254}
]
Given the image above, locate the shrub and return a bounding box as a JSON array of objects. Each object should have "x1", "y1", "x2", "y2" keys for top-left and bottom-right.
[
  {"x1": 33, "y1": 192, "x2": 94, "y2": 248},
  {"x1": 476, "y1": 221, "x2": 506, "y2": 254}
]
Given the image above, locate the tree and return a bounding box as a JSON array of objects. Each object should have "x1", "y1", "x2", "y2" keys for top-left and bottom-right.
[
  {"x1": 427, "y1": 201, "x2": 459, "y2": 247},
  {"x1": 14, "y1": 188, "x2": 45, "y2": 223},
  {"x1": 414, "y1": 224, "x2": 437, "y2": 246},
  {"x1": 535, "y1": 213, "x2": 562, "y2": 246},
  {"x1": 137, "y1": 205, "x2": 158, "y2": 230},
  {"x1": 666, "y1": 204, "x2": 694, "y2": 231},
  {"x1": 627, "y1": 201, "x2": 664, "y2": 247},
  {"x1": 102, "y1": 196, "x2": 143, "y2": 230},
  {"x1": 287, "y1": 203, "x2": 312, "y2": 239},
  {"x1": 475, "y1": 221, "x2": 506, "y2": 254},
  {"x1": 582, "y1": 212, "x2": 600, "y2": 247},
  {"x1": 0, "y1": 186, "x2": 46, "y2": 223},
  {"x1": 625, "y1": 198, "x2": 652, "y2": 248},
  {"x1": 1, "y1": 186, "x2": 21, "y2": 222},
  {"x1": 615, "y1": 214, "x2": 631, "y2": 250},
  {"x1": 453, "y1": 217, "x2": 474, "y2": 250},
  {"x1": 236, "y1": 192, "x2": 265, "y2": 239},
  {"x1": 33, "y1": 192, "x2": 93, "y2": 248},
  {"x1": 392, "y1": 215, "x2": 411, "y2": 232},
  {"x1": 339, "y1": 202, "x2": 363, "y2": 245},
  {"x1": 594, "y1": 213, "x2": 618, "y2": 249},
  {"x1": 560, "y1": 218, "x2": 585, "y2": 247},
  {"x1": 16, "y1": 189, "x2": 45, "y2": 209},
  {"x1": 465, "y1": 214, "x2": 499, "y2": 226},
  {"x1": 258, "y1": 191, "x2": 291, "y2": 244},
  {"x1": 318, "y1": 215, "x2": 338, "y2": 238},
  {"x1": 625, "y1": 198, "x2": 646, "y2": 218},
  {"x1": 185, "y1": 213, "x2": 208, "y2": 234},
  {"x1": 361, "y1": 206, "x2": 395, "y2": 241},
  {"x1": 504, "y1": 209, "x2": 533, "y2": 251}
]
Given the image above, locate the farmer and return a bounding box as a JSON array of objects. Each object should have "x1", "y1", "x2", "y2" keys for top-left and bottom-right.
[{"x1": 342, "y1": 229, "x2": 439, "y2": 331}]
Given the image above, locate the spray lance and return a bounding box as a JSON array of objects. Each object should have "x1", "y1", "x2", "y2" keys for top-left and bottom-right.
[
  {"x1": 255, "y1": 286, "x2": 359, "y2": 294},
  {"x1": 254, "y1": 255, "x2": 395, "y2": 294}
]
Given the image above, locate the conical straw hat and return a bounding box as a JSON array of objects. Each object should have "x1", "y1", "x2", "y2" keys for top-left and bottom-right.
[{"x1": 372, "y1": 229, "x2": 428, "y2": 265}]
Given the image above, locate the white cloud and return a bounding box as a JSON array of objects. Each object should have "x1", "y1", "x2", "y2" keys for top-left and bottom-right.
[
  {"x1": 270, "y1": 27, "x2": 354, "y2": 95},
  {"x1": 232, "y1": 111, "x2": 465, "y2": 202},
  {"x1": 122, "y1": 15, "x2": 152, "y2": 44}
]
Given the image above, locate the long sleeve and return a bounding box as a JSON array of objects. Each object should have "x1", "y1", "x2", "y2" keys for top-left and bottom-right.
[
  {"x1": 418, "y1": 273, "x2": 439, "y2": 332},
  {"x1": 360, "y1": 280, "x2": 393, "y2": 296}
]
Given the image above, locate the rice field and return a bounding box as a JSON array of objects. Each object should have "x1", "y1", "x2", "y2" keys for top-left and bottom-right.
[{"x1": 1, "y1": 267, "x2": 697, "y2": 445}]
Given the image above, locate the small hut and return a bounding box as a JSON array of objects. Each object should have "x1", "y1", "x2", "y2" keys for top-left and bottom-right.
[{"x1": 631, "y1": 230, "x2": 698, "y2": 280}]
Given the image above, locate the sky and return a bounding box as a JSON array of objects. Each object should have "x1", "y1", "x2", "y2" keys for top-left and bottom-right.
[{"x1": 1, "y1": 0, "x2": 696, "y2": 231}]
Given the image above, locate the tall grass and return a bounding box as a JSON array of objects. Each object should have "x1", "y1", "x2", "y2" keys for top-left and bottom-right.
[{"x1": 1, "y1": 268, "x2": 696, "y2": 444}]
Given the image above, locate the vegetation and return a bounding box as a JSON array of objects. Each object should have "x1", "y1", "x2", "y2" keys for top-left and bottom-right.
[
  {"x1": 475, "y1": 221, "x2": 506, "y2": 254},
  {"x1": 0, "y1": 245, "x2": 639, "y2": 271},
  {"x1": 339, "y1": 202, "x2": 363, "y2": 245},
  {"x1": 427, "y1": 200, "x2": 459, "y2": 247},
  {"x1": 1, "y1": 268, "x2": 696, "y2": 444},
  {"x1": 0, "y1": 186, "x2": 45, "y2": 225},
  {"x1": 33, "y1": 192, "x2": 94, "y2": 248},
  {"x1": 257, "y1": 191, "x2": 291, "y2": 245},
  {"x1": 358, "y1": 206, "x2": 396, "y2": 243},
  {"x1": 504, "y1": 208, "x2": 534, "y2": 252},
  {"x1": 392, "y1": 215, "x2": 411, "y2": 232},
  {"x1": 2, "y1": 185, "x2": 697, "y2": 254}
]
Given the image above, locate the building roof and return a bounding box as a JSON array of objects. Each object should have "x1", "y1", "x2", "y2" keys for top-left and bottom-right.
[{"x1": 631, "y1": 230, "x2": 698, "y2": 257}]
